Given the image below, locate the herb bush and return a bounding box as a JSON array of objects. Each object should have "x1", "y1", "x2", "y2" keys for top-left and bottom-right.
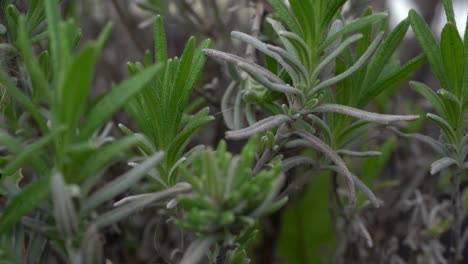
[{"x1": 0, "y1": 0, "x2": 467, "y2": 263}]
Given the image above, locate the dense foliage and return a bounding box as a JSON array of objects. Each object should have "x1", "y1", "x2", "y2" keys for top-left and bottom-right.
[{"x1": 0, "y1": 0, "x2": 467, "y2": 263}]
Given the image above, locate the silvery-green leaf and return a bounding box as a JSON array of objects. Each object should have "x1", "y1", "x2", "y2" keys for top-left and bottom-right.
[
  {"x1": 313, "y1": 104, "x2": 419, "y2": 123},
  {"x1": 180, "y1": 236, "x2": 218, "y2": 264},
  {"x1": 221, "y1": 82, "x2": 238, "y2": 130},
  {"x1": 430, "y1": 157, "x2": 458, "y2": 175},
  {"x1": 327, "y1": 165, "x2": 383, "y2": 208},
  {"x1": 231, "y1": 31, "x2": 300, "y2": 84},
  {"x1": 278, "y1": 31, "x2": 312, "y2": 71},
  {"x1": 325, "y1": 20, "x2": 345, "y2": 53},
  {"x1": 306, "y1": 114, "x2": 332, "y2": 144},
  {"x1": 51, "y1": 172, "x2": 78, "y2": 237},
  {"x1": 245, "y1": 103, "x2": 257, "y2": 126},
  {"x1": 267, "y1": 44, "x2": 309, "y2": 84},
  {"x1": 312, "y1": 33, "x2": 363, "y2": 80},
  {"x1": 80, "y1": 225, "x2": 103, "y2": 264},
  {"x1": 26, "y1": 232, "x2": 47, "y2": 264},
  {"x1": 94, "y1": 184, "x2": 192, "y2": 228},
  {"x1": 250, "y1": 173, "x2": 286, "y2": 218},
  {"x1": 233, "y1": 85, "x2": 245, "y2": 130},
  {"x1": 266, "y1": 17, "x2": 298, "y2": 59},
  {"x1": 237, "y1": 62, "x2": 305, "y2": 100},
  {"x1": 282, "y1": 156, "x2": 316, "y2": 171},
  {"x1": 388, "y1": 127, "x2": 446, "y2": 155},
  {"x1": 202, "y1": 49, "x2": 283, "y2": 83},
  {"x1": 311, "y1": 32, "x2": 384, "y2": 95},
  {"x1": 320, "y1": 13, "x2": 388, "y2": 51},
  {"x1": 296, "y1": 131, "x2": 356, "y2": 202},
  {"x1": 284, "y1": 139, "x2": 313, "y2": 149},
  {"x1": 225, "y1": 115, "x2": 292, "y2": 140},
  {"x1": 82, "y1": 152, "x2": 164, "y2": 212},
  {"x1": 337, "y1": 150, "x2": 382, "y2": 157}
]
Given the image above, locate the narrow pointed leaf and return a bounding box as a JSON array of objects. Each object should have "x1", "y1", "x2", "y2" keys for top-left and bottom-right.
[
  {"x1": 426, "y1": 113, "x2": 458, "y2": 144},
  {"x1": 430, "y1": 157, "x2": 458, "y2": 175},
  {"x1": 311, "y1": 32, "x2": 384, "y2": 94},
  {"x1": 313, "y1": 104, "x2": 419, "y2": 123},
  {"x1": 410, "y1": 81, "x2": 446, "y2": 117},
  {"x1": 442, "y1": 0, "x2": 456, "y2": 25},
  {"x1": 82, "y1": 152, "x2": 164, "y2": 212},
  {"x1": 51, "y1": 172, "x2": 78, "y2": 236},
  {"x1": 440, "y1": 23, "x2": 464, "y2": 96},
  {"x1": 295, "y1": 131, "x2": 356, "y2": 201},
  {"x1": 154, "y1": 15, "x2": 167, "y2": 63},
  {"x1": 362, "y1": 18, "x2": 410, "y2": 89},
  {"x1": 409, "y1": 10, "x2": 448, "y2": 89},
  {"x1": 203, "y1": 49, "x2": 283, "y2": 83},
  {"x1": 268, "y1": 0, "x2": 302, "y2": 36},
  {"x1": 359, "y1": 54, "x2": 426, "y2": 107},
  {"x1": 225, "y1": 115, "x2": 292, "y2": 140},
  {"x1": 0, "y1": 176, "x2": 50, "y2": 233},
  {"x1": 0, "y1": 71, "x2": 47, "y2": 132},
  {"x1": 319, "y1": 13, "x2": 388, "y2": 52},
  {"x1": 80, "y1": 63, "x2": 163, "y2": 139}
]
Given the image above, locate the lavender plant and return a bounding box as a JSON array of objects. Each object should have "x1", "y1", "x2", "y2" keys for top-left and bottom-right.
[
  {"x1": 204, "y1": 0, "x2": 421, "y2": 213},
  {"x1": 392, "y1": 0, "x2": 468, "y2": 262},
  {"x1": 2, "y1": 0, "x2": 464, "y2": 263},
  {"x1": 0, "y1": 0, "x2": 164, "y2": 262}
]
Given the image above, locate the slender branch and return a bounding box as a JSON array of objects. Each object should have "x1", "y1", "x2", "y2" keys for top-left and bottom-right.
[
  {"x1": 110, "y1": 0, "x2": 145, "y2": 53},
  {"x1": 245, "y1": 2, "x2": 264, "y2": 62},
  {"x1": 253, "y1": 124, "x2": 289, "y2": 175},
  {"x1": 451, "y1": 169, "x2": 463, "y2": 263}
]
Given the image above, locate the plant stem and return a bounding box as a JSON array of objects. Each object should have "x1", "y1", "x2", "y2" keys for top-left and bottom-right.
[
  {"x1": 110, "y1": 0, "x2": 146, "y2": 53},
  {"x1": 245, "y1": 2, "x2": 264, "y2": 62},
  {"x1": 451, "y1": 169, "x2": 462, "y2": 263},
  {"x1": 252, "y1": 124, "x2": 288, "y2": 175}
]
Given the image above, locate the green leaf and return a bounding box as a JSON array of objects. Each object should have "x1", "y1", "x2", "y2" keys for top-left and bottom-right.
[
  {"x1": 440, "y1": 23, "x2": 464, "y2": 96},
  {"x1": 362, "y1": 18, "x2": 410, "y2": 93},
  {"x1": 268, "y1": 0, "x2": 303, "y2": 36},
  {"x1": 359, "y1": 54, "x2": 426, "y2": 107},
  {"x1": 96, "y1": 23, "x2": 113, "y2": 50},
  {"x1": 442, "y1": 0, "x2": 456, "y2": 25},
  {"x1": 45, "y1": 0, "x2": 65, "y2": 87},
  {"x1": 410, "y1": 81, "x2": 447, "y2": 118},
  {"x1": 1, "y1": 128, "x2": 64, "y2": 176},
  {"x1": 59, "y1": 44, "x2": 99, "y2": 143},
  {"x1": 278, "y1": 172, "x2": 334, "y2": 264},
  {"x1": 0, "y1": 71, "x2": 47, "y2": 132},
  {"x1": 409, "y1": 10, "x2": 448, "y2": 90},
  {"x1": 0, "y1": 176, "x2": 50, "y2": 233},
  {"x1": 6, "y1": 5, "x2": 20, "y2": 41},
  {"x1": 464, "y1": 16, "x2": 468, "y2": 93},
  {"x1": 154, "y1": 15, "x2": 167, "y2": 63},
  {"x1": 25, "y1": 0, "x2": 46, "y2": 32},
  {"x1": 17, "y1": 16, "x2": 51, "y2": 101},
  {"x1": 288, "y1": 0, "x2": 315, "y2": 46},
  {"x1": 321, "y1": 0, "x2": 348, "y2": 34},
  {"x1": 167, "y1": 109, "x2": 214, "y2": 171},
  {"x1": 79, "y1": 63, "x2": 163, "y2": 139},
  {"x1": 427, "y1": 113, "x2": 458, "y2": 144},
  {"x1": 75, "y1": 135, "x2": 141, "y2": 184}
]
